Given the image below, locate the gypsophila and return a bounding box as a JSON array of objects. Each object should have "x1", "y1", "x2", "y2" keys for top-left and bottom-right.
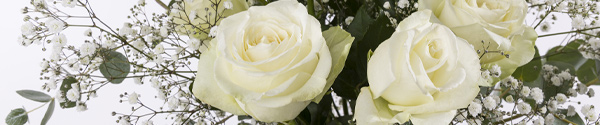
[
  {"x1": 168, "y1": 97, "x2": 180, "y2": 110},
  {"x1": 76, "y1": 101, "x2": 87, "y2": 112},
  {"x1": 548, "y1": 100, "x2": 558, "y2": 112},
  {"x1": 187, "y1": 38, "x2": 201, "y2": 51},
  {"x1": 209, "y1": 26, "x2": 218, "y2": 37},
  {"x1": 62, "y1": 0, "x2": 77, "y2": 8},
  {"x1": 503, "y1": 76, "x2": 519, "y2": 89},
  {"x1": 45, "y1": 18, "x2": 65, "y2": 34},
  {"x1": 531, "y1": 87, "x2": 544, "y2": 104},
  {"x1": 383, "y1": 1, "x2": 390, "y2": 9},
  {"x1": 505, "y1": 95, "x2": 514, "y2": 103},
  {"x1": 66, "y1": 88, "x2": 80, "y2": 102},
  {"x1": 483, "y1": 96, "x2": 497, "y2": 110},
  {"x1": 533, "y1": 117, "x2": 544, "y2": 125},
  {"x1": 153, "y1": 44, "x2": 165, "y2": 54},
  {"x1": 84, "y1": 28, "x2": 92, "y2": 37},
  {"x1": 568, "y1": 105, "x2": 577, "y2": 116},
  {"x1": 545, "y1": 114, "x2": 554, "y2": 125},
  {"x1": 588, "y1": 88, "x2": 595, "y2": 97},
  {"x1": 517, "y1": 102, "x2": 532, "y2": 114},
  {"x1": 521, "y1": 86, "x2": 531, "y2": 97},
  {"x1": 128, "y1": 92, "x2": 139, "y2": 104},
  {"x1": 224, "y1": 0, "x2": 233, "y2": 9},
  {"x1": 555, "y1": 93, "x2": 567, "y2": 104},
  {"x1": 551, "y1": 76, "x2": 562, "y2": 86},
  {"x1": 345, "y1": 16, "x2": 354, "y2": 25},
  {"x1": 468, "y1": 101, "x2": 482, "y2": 117},
  {"x1": 79, "y1": 42, "x2": 97, "y2": 57},
  {"x1": 397, "y1": 0, "x2": 409, "y2": 8},
  {"x1": 490, "y1": 64, "x2": 501, "y2": 77},
  {"x1": 21, "y1": 22, "x2": 36, "y2": 36}
]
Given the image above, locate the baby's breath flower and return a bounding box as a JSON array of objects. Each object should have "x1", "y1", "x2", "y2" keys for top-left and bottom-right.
[
  {"x1": 187, "y1": 38, "x2": 201, "y2": 51},
  {"x1": 483, "y1": 96, "x2": 497, "y2": 110},
  {"x1": 84, "y1": 28, "x2": 92, "y2": 37},
  {"x1": 572, "y1": 15, "x2": 586, "y2": 30},
  {"x1": 76, "y1": 101, "x2": 87, "y2": 112},
  {"x1": 160, "y1": 25, "x2": 168, "y2": 37},
  {"x1": 548, "y1": 100, "x2": 558, "y2": 112},
  {"x1": 588, "y1": 88, "x2": 595, "y2": 97},
  {"x1": 128, "y1": 92, "x2": 139, "y2": 104},
  {"x1": 568, "y1": 105, "x2": 577, "y2": 116},
  {"x1": 545, "y1": 114, "x2": 554, "y2": 125},
  {"x1": 168, "y1": 97, "x2": 180, "y2": 110},
  {"x1": 533, "y1": 117, "x2": 544, "y2": 125},
  {"x1": 66, "y1": 88, "x2": 80, "y2": 102},
  {"x1": 383, "y1": 2, "x2": 390, "y2": 9},
  {"x1": 21, "y1": 22, "x2": 36, "y2": 36},
  {"x1": 556, "y1": 93, "x2": 567, "y2": 104},
  {"x1": 551, "y1": 76, "x2": 562, "y2": 86},
  {"x1": 531, "y1": 87, "x2": 544, "y2": 104},
  {"x1": 517, "y1": 102, "x2": 532, "y2": 114},
  {"x1": 397, "y1": 0, "x2": 409, "y2": 8},
  {"x1": 62, "y1": 0, "x2": 77, "y2": 8},
  {"x1": 153, "y1": 44, "x2": 165, "y2": 54},
  {"x1": 521, "y1": 86, "x2": 531, "y2": 97},
  {"x1": 224, "y1": 0, "x2": 233, "y2": 9},
  {"x1": 468, "y1": 101, "x2": 482, "y2": 117},
  {"x1": 505, "y1": 95, "x2": 514, "y2": 103},
  {"x1": 46, "y1": 18, "x2": 65, "y2": 34},
  {"x1": 52, "y1": 34, "x2": 68, "y2": 47},
  {"x1": 80, "y1": 42, "x2": 97, "y2": 57},
  {"x1": 209, "y1": 26, "x2": 218, "y2": 37},
  {"x1": 490, "y1": 64, "x2": 501, "y2": 77},
  {"x1": 345, "y1": 16, "x2": 354, "y2": 25}
]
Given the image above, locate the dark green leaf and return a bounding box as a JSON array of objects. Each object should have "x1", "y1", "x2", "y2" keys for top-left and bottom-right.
[
  {"x1": 59, "y1": 77, "x2": 77, "y2": 109},
  {"x1": 5, "y1": 108, "x2": 28, "y2": 125},
  {"x1": 554, "y1": 109, "x2": 585, "y2": 125},
  {"x1": 99, "y1": 50, "x2": 130, "y2": 84},
  {"x1": 577, "y1": 59, "x2": 600, "y2": 85},
  {"x1": 512, "y1": 47, "x2": 542, "y2": 82},
  {"x1": 347, "y1": 5, "x2": 374, "y2": 42},
  {"x1": 41, "y1": 99, "x2": 55, "y2": 125},
  {"x1": 16, "y1": 90, "x2": 51, "y2": 103},
  {"x1": 542, "y1": 61, "x2": 575, "y2": 101},
  {"x1": 546, "y1": 41, "x2": 586, "y2": 69},
  {"x1": 237, "y1": 115, "x2": 252, "y2": 121}
]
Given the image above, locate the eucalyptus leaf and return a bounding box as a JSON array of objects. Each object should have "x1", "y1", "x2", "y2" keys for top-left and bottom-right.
[
  {"x1": 577, "y1": 59, "x2": 600, "y2": 85},
  {"x1": 41, "y1": 99, "x2": 55, "y2": 125},
  {"x1": 5, "y1": 108, "x2": 28, "y2": 125},
  {"x1": 99, "y1": 50, "x2": 130, "y2": 84},
  {"x1": 546, "y1": 41, "x2": 586, "y2": 69},
  {"x1": 16, "y1": 90, "x2": 51, "y2": 103}
]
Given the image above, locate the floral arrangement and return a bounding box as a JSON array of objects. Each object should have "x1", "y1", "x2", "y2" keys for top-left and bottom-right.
[{"x1": 8, "y1": 0, "x2": 600, "y2": 124}]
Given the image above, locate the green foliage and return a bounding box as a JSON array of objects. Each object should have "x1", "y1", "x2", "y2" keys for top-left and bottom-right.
[
  {"x1": 5, "y1": 108, "x2": 28, "y2": 125},
  {"x1": 59, "y1": 77, "x2": 77, "y2": 108},
  {"x1": 99, "y1": 49, "x2": 130, "y2": 84},
  {"x1": 546, "y1": 41, "x2": 586, "y2": 69},
  {"x1": 512, "y1": 47, "x2": 542, "y2": 82},
  {"x1": 16, "y1": 90, "x2": 51, "y2": 103},
  {"x1": 577, "y1": 59, "x2": 600, "y2": 85},
  {"x1": 554, "y1": 109, "x2": 585, "y2": 125},
  {"x1": 41, "y1": 99, "x2": 55, "y2": 125},
  {"x1": 542, "y1": 61, "x2": 575, "y2": 101}
]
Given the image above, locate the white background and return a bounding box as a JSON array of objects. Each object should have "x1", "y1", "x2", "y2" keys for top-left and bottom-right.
[{"x1": 0, "y1": 0, "x2": 598, "y2": 125}]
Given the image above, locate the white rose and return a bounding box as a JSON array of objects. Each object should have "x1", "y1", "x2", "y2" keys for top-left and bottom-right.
[
  {"x1": 192, "y1": 0, "x2": 353, "y2": 122},
  {"x1": 172, "y1": 0, "x2": 248, "y2": 40},
  {"x1": 419, "y1": 0, "x2": 537, "y2": 85},
  {"x1": 355, "y1": 10, "x2": 481, "y2": 125}
]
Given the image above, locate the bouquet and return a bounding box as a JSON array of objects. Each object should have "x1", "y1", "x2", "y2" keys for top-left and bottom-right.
[{"x1": 8, "y1": 0, "x2": 600, "y2": 124}]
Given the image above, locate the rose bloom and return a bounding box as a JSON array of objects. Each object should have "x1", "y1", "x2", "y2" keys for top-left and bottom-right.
[
  {"x1": 419, "y1": 0, "x2": 537, "y2": 85},
  {"x1": 171, "y1": 0, "x2": 248, "y2": 40},
  {"x1": 192, "y1": 0, "x2": 353, "y2": 122},
  {"x1": 355, "y1": 10, "x2": 481, "y2": 125}
]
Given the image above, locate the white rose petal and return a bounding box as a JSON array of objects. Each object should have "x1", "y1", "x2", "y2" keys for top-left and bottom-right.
[{"x1": 356, "y1": 10, "x2": 481, "y2": 125}]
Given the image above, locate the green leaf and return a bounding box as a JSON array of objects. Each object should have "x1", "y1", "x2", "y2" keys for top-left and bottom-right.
[
  {"x1": 512, "y1": 47, "x2": 542, "y2": 82},
  {"x1": 16, "y1": 90, "x2": 51, "y2": 103},
  {"x1": 542, "y1": 61, "x2": 575, "y2": 101},
  {"x1": 554, "y1": 109, "x2": 585, "y2": 125},
  {"x1": 5, "y1": 108, "x2": 28, "y2": 125},
  {"x1": 59, "y1": 77, "x2": 77, "y2": 109},
  {"x1": 237, "y1": 115, "x2": 252, "y2": 120},
  {"x1": 546, "y1": 41, "x2": 586, "y2": 69},
  {"x1": 99, "y1": 50, "x2": 130, "y2": 84},
  {"x1": 41, "y1": 99, "x2": 55, "y2": 125},
  {"x1": 577, "y1": 59, "x2": 600, "y2": 85},
  {"x1": 347, "y1": 5, "x2": 374, "y2": 42}
]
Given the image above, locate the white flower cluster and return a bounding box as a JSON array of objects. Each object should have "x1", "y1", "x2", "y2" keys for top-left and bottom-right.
[
  {"x1": 580, "y1": 38, "x2": 600, "y2": 60},
  {"x1": 541, "y1": 64, "x2": 575, "y2": 87}
]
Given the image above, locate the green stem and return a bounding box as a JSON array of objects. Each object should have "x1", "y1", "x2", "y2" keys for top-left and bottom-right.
[
  {"x1": 539, "y1": 27, "x2": 600, "y2": 38},
  {"x1": 26, "y1": 98, "x2": 53, "y2": 114},
  {"x1": 494, "y1": 114, "x2": 524, "y2": 125},
  {"x1": 155, "y1": 0, "x2": 168, "y2": 10}
]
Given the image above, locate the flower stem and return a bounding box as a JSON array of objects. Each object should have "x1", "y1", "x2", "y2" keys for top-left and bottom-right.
[
  {"x1": 26, "y1": 98, "x2": 53, "y2": 114},
  {"x1": 539, "y1": 27, "x2": 600, "y2": 38}
]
